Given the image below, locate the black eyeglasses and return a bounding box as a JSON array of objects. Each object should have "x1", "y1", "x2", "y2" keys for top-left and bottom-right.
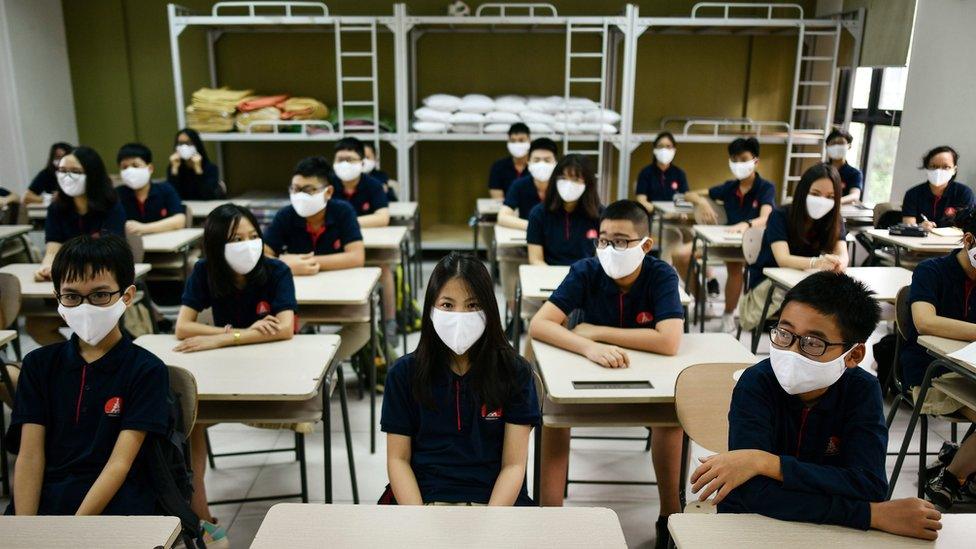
[
  {"x1": 596, "y1": 238, "x2": 642, "y2": 251},
  {"x1": 56, "y1": 289, "x2": 124, "y2": 308},
  {"x1": 55, "y1": 167, "x2": 84, "y2": 176},
  {"x1": 769, "y1": 327, "x2": 848, "y2": 357},
  {"x1": 289, "y1": 184, "x2": 325, "y2": 195}
]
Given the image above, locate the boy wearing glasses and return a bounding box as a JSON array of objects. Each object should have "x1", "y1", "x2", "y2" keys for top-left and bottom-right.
[
  {"x1": 690, "y1": 271, "x2": 943, "y2": 541},
  {"x1": 529, "y1": 199, "x2": 684, "y2": 547},
  {"x1": 5, "y1": 235, "x2": 169, "y2": 516}
]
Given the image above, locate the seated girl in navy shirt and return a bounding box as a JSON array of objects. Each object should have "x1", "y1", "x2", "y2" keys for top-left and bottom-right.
[
  {"x1": 167, "y1": 128, "x2": 224, "y2": 201},
  {"x1": 381, "y1": 252, "x2": 540, "y2": 505},
  {"x1": 635, "y1": 132, "x2": 691, "y2": 263},
  {"x1": 23, "y1": 141, "x2": 72, "y2": 206},
  {"x1": 738, "y1": 163, "x2": 848, "y2": 332},
  {"x1": 174, "y1": 203, "x2": 296, "y2": 540},
  {"x1": 902, "y1": 145, "x2": 974, "y2": 230},
  {"x1": 526, "y1": 153, "x2": 602, "y2": 266}
]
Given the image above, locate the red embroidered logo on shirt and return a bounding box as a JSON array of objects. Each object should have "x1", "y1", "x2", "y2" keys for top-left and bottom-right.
[
  {"x1": 333, "y1": 239, "x2": 342, "y2": 250},
  {"x1": 161, "y1": 208, "x2": 168, "y2": 217},
  {"x1": 945, "y1": 207, "x2": 958, "y2": 217},
  {"x1": 104, "y1": 397, "x2": 122, "y2": 416},
  {"x1": 481, "y1": 404, "x2": 504, "y2": 420},
  {"x1": 586, "y1": 229, "x2": 598, "y2": 239},
  {"x1": 671, "y1": 181, "x2": 679, "y2": 190},
  {"x1": 752, "y1": 200, "x2": 759, "y2": 208},
  {"x1": 256, "y1": 300, "x2": 271, "y2": 315},
  {"x1": 825, "y1": 436, "x2": 841, "y2": 456},
  {"x1": 636, "y1": 311, "x2": 654, "y2": 325},
  {"x1": 362, "y1": 202, "x2": 370, "y2": 211}
]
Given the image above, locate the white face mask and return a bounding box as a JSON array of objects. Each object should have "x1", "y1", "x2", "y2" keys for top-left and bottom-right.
[
  {"x1": 769, "y1": 344, "x2": 851, "y2": 395},
  {"x1": 290, "y1": 190, "x2": 328, "y2": 218},
  {"x1": 57, "y1": 171, "x2": 87, "y2": 197},
  {"x1": 224, "y1": 239, "x2": 263, "y2": 275},
  {"x1": 805, "y1": 195, "x2": 835, "y2": 221},
  {"x1": 507, "y1": 141, "x2": 530, "y2": 158},
  {"x1": 430, "y1": 307, "x2": 487, "y2": 356},
  {"x1": 556, "y1": 178, "x2": 586, "y2": 203},
  {"x1": 176, "y1": 144, "x2": 197, "y2": 160},
  {"x1": 926, "y1": 168, "x2": 954, "y2": 187},
  {"x1": 653, "y1": 147, "x2": 676, "y2": 165},
  {"x1": 120, "y1": 166, "x2": 151, "y2": 190},
  {"x1": 825, "y1": 144, "x2": 848, "y2": 160},
  {"x1": 362, "y1": 158, "x2": 377, "y2": 173},
  {"x1": 729, "y1": 159, "x2": 756, "y2": 180},
  {"x1": 58, "y1": 297, "x2": 128, "y2": 346},
  {"x1": 596, "y1": 237, "x2": 648, "y2": 279},
  {"x1": 333, "y1": 161, "x2": 363, "y2": 182},
  {"x1": 528, "y1": 160, "x2": 556, "y2": 183}
]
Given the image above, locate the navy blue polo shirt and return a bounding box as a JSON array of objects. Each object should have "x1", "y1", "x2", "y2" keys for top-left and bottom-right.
[
  {"x1": 381, "y1": 353, "x2": 540, "y2": 505},
  {"x1": 748, "y1": 207, "x2": 848, "y2": 290},
  {"x1": 4, "y1": 335, "x2": 169, "y2": 515},
  {"x1": 488, "y1": 156, "x2": 528, "y2": 195},
  {"x1": 0, "y1": 187, "x2": 10, "y2": 197},
  {"x1": 901, "y1": 251, "x2": 975, "y2": 387},
  {"x1": 503, "y1": 176, "x2": 545, "y2": 220},
  {"x1": 901, "y1": 181, "x2": 974, "y2": 227},
  {"x1": 635, "y1": 163, "x2": 689, "y2": 201},
  {"x1": 837, "y1": 163, "x2": 863, "y2": 196},
  {"x1": 329, "y1": 173, "x2": 389, "y2": 216},
  {"x1": 708, "y1": 174, "x2": 777, "y2": 225},
  {"x1": 265, "y1": 201, "x2": 363, "y2": 256},
  {"x1": 526, "y1": 204, "x2": 601, "y2": 266},
  {"x1": 548, "y1": 255, "x2": 684, "y2": 328},
  {"x1": 167, "y1": 161, "x2": 223, "y2": 201},
  {"x1": 117, "y1": 182, "x2": 185, "y2": 224},
  {"x1": 44, "y1": 200, "x2": 127, "y2": 243},
  {"x1": 29, "y1": 169, "x2": 59, "y2": 195},
  {"x1": 181, "y1": 257, "x2": 298, "y2": 328},
  {"x1": 719, "y1": 360, "x2": 888, "y2": 530},
  {"x1": 370, "y1": 169, "x2": 399, "y2": 201}
]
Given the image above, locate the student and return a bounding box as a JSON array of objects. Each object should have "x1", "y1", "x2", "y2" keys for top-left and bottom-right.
[
  {"x1": 5, "y1": 234, "x2": 169, "y2": 516},
  {"x1": 23, "y1": 142, "x2": 73, "y2": 206},
  {"x1": 498, "y1": 137, "x2": 559, "y2": 232},
  {"x1": 738, "y1": 163, "x2": 848, "y2": 332},
  {"x1": 526, "y1": 154, "x2": 602, "y2": 266},
  {"x1": 116, "y1": 143, "x2": 186, "y2": 235},
  {"x1": 167, "y1": 128, "x2": 224, "y2": 201},
  {"x1": 488, "y1": 123, "x2": 531, "y2": 199},
  {"x1": 264, "y1": 155, "x2": 370, "y2": 362},
  {"x1": 902, "y1": 146, "x2": 973, "y2": 229},
  {"x1": 691, "y1": 271, "x2": 944, "y2": 541},
  {"x1": 381, "y1": 252, "x2": 539, "y2": 505},
  {"x1": 528, "y1": 200, "x2": 684, "y2": 547},
  {"x1": 362, "y1": 141, "x2": 398, "y2": 202},
  {"x1": 674, "y1": 137, "x2": 776, "y2": 333},
  {"x1": 174, "y1": 204, "x2": 295, "y2": 542},
  {"x1": 634, "y1": 132, "x2": 690, "y2": 263},
  {"x1": 824, "y1": 128, "x2": 863, "y2": 205}
]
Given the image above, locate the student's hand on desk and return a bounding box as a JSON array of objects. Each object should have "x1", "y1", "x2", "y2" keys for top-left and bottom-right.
[
  {"x1": 582, "y1": 341, "x2": 629, "y2": 369},
  {"x1": 125, "y1": 220, "x2": 147, "y2": 236},
  {"x1": 282, "y1": 253, "x2": 321, "y2": 276},
  {"x1": 173, "y1": 335, "x2": 225, "y2": 353},
  {"x1": 821, "y1": 254, "x2": 845, "y2": 272},
  {"x1": 34, "y1": 265, "x2": 51, "y2": 282},
  {"x1": 249, "y1": 315, "x2": 281, "y2": 336},
  {"x1": 696, "y1": 204, "x2": 719, "y2": 225},
  {"x1": 869, "y1": 498, "x2": 942, "y2": 540},
  {"x1": 919, "y1": 220, "x2": 937, "y2": 232},
  {"x1": 690, "y1": 450, "x2": 771, "y2": 504},
  {"x1": 726, "y1": 222, "x2": 749, "y2": 234}
]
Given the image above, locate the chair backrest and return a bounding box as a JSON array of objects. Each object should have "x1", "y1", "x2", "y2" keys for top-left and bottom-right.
[
  {"x1": 532, "y1": 369, "x2": 545, "y2": 413},
  {"x1": 0, "y1": 362, "x2": 20, "y2": 408},
  {"x1": 675, "y1": 362, "x2": 753, "y2": 453},
  {"x1": 0, "y1": 204, "x2": 14, "y2": 225},
  {"x1": 694, "y1": 198, "x2": 728, "y2": 225},
  {"x1": 167, "y1": 365, "x2": 198, "y2": 438},
  {"x1": 894, "y1": 285, "x2": 913, "y2": 341},
  {"x1": 0, "y1": 272, "x2": 22, "y2": 330},
  {"x1": 874, "y1": 202, "x2": 902, "y2": 229},
  {"x1": 741, "y1": 227, "x2": 766, "y2": 265},
  {"x1": 15, "y1": 203, "x2": 28, "y2": 225},
  {"x1": 182, "y1": 204, "x2": 194, "y2": 228},
  {"x1": 126, "y1": 231, "x2": 145, "y2": 263}
]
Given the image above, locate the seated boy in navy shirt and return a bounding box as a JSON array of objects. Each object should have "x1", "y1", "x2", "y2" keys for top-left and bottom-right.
[
  {"x1": 529, "y1": 200, "x2": 684, "y2": 545},
  {"x1": 116, "y1": 142, "x2": 186, "y2": 235},
  {"x1": 362, "y1": 141, "x2": 398, "y2": 201},
  {"x1": 488, "y1": 123, "x2": 531, "y2": 199},
  {"x1": 692, "y1": 271, "x2": 943, "y2": 541},
  {"x1": 5, "y1": 234, "x2": 169, "y2": 516}
]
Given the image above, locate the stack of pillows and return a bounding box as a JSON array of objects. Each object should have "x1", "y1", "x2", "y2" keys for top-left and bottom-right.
[{"x1": 413, "y1": 93, "x2": 621, "y2": 134}]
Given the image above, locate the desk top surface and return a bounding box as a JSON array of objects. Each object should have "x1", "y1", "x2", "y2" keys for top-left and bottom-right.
[
  {"x1": 0, "y1": 263, "x2": 152, "y2": 298},
  {"x1": 142, "y1": 228, "x2": 204, "y2": 252},
  {"x1": 763, "y1": 266, "x2": 911, "y2": 302},
  {"x1": 0, "y1": 515, "x2": 181, "y2": 549},
  {"x1": 293, "y1": 267, "x2": 380, "y2": 305}
]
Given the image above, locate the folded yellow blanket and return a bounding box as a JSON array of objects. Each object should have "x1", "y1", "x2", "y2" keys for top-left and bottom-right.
[{"x1": 276, "y1": 97, "x2": 329, "y2": 120}]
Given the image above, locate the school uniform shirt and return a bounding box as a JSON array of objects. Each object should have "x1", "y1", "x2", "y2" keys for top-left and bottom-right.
[
  {"x1": 707, "y1": 174, "x2": 777, "y2": 225},
  {"x1": 370, "y1": 169, "x2": 398, "y2": 201},
  {"x1": 44, "y1": 200, "x2": 127, "y2": 243},
  {"x1": 718, "y1": 359, "x2": 888, "y2": 530},
  {"x1": 837, "y1": 163, "x2": 863, "y2": 197},
  {"x1": 329, "y1": 174, "x2": 389, "y2": 216},
  {"x1": 264, "y1": 200, "x2": 363, "y2": 256},
  {"x1": 901, "y1": 181, "x2": 975, "y2": 227},
  {"x1": 526, "y1": 204, "x2": 601, "y2": 266},
  {"x1": 548, "y1": 255, "x2": 684, "y2": 329},
  {"x1": 167, "y1": 162, "x2": 223, "y2": 201},
  {"x1": 635, "y1": 163, "x2": 689, "y2": 201},
  {"x1": 380, "y1": 353, "x2": 540, "y2": 505},
  {"x1": 901, "y1": 251, "x2": 975, "y2": 387},
  {"x1": 28, "y1": 168, "x2": 59, "y2": 195},
  {"x1": 503, "y1": 176, "x2": 545, "y2": 220},
  {"x1": 747, "y1": 206, "x2": 848, "y2": 290},
  {"x1": 117, "y1": 182, "x2": 185, "y2": 224},
  {"x1": 181, "y1": 257, "x2": 298, "y2": 328},
  {"x1": 488, "y1": 156, "x2": 528, "y2": 195},
  {"x1": 4, "y1": 335, "x2": 169, "y2": 515}
]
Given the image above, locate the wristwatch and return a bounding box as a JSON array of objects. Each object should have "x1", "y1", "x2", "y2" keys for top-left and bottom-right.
[{"x1": 233, "y1": 331, "x2": 242, "y2": 345}]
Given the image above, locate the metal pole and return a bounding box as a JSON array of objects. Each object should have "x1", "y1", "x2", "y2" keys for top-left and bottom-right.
[{"x1": 167, "y1": 4, "x2": 187, "y2": 129}]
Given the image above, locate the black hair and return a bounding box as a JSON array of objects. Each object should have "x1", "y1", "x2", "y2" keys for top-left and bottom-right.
[
  {"x1": 363, "y1": 141, "x2": 377, "y2": 153},
  {"x1": 45, "y1": 141, "x2": 73, "y2": 174},
  {"x1": 52, "y1": 234, "x2": 135, "y2": 294},
  {"x1": 413, "y1": 252, "x2": 520, "y2": 410},
  {"x1": 953, "y1": 207, "x2": 976, "y2": 236},
  {"x1": 529, "y1": 137, "x2": 558, "y2": 157},
  {"x1": 787, "y1": 163, "x2": 842, "y2": 255},
  {"x1": 544, "y1": 154, "x2": 602, "y2": 221},
  {"x1": 826, "y1": 128, "x2": 853, "y2": 145},
  {"x1": 202, "y1": 204, "x2": 269, "y2": 302},
  {"x1": 293, "y1": 155, "x2": 332, "y2": 184},
  {"x1": 781, "y1": 271, "x2": 881, "y2": 344},
  {"x1": 653, "y1": 131, "x2": 676, "y2": 149},
  {"x1": 728, "y1": 137, "x2": 760, "y2": 158},
  {"x1": 601, "y1": 199, "x2": 650, "y2": 237},
  {"x1": 53, "y1": 146, "x2": 118, "y2": 215},
  {"x1": 173, "y1": 128, "x2": 210, "y2": 165},
  {"x1": 920, "y1": 145, "x2": 959, "y2": 170},
  {"x1": 116, "y1": 142, "x2": 153, "y2": 165},
  {"x1": 508, "y1": 122, "x2": 530, "y2": 137},
  {"x1": 334, "y1": 137, "x2": 365, "y2": 159}
]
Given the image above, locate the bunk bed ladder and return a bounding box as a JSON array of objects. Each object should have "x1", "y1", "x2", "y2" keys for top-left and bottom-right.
[
  {"x1": 335, "y1": 19, "x2": 381, "y2": 157},
  {"x1": 564, "y1": 20, "x2": 609, "y2": 188}
]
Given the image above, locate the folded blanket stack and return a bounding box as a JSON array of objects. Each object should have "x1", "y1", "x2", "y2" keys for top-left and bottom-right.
[
  {"x1": 185, "y1": 87, "x2": 332, "y2": 133},
  {"x1": 278, "y1": 97, "x2": 329, "y2": 120},
  {"x1": 413, "y1": 93, "x2": 621, "y2": 135},
  {"x1": 186, "y1": 87, "x2": 253, "y2": 132}
]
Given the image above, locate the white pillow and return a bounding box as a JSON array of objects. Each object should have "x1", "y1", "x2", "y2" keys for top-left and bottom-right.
[
  {"x1": 600, "y1": 109, "x2": 622, "y2": 124},
  {"x1": 554, "y1": 111, "x2": 584, "y2": 123},
  {"x1": 526, "y1": 122, "x2": 553, "y2": 133},
  {"x1": 414, "y1": 107, "x2": 452, "y2": 123},
  {"x1": 422, "y1": 94, "x2": 461, "y2": 112},
  {"x1": 449, "y1": 112, "x2": 485, "y2": 124},
  {"x1": 485, "y1": 111, "x2": 521, "y2": 123},
  {"x1": 578, "y1": 122, "x2": 618, "y2": 134},
  {"x1": 458, "y1": 94, "x2": 494, "y2": 113},
  {"x1": 412, "y1": 121, "x2": 451, "y2": 133},
  {"x1": 494, "y1": 95, "x2": 527, "y2": 113},
  {"x1": 451, "y1": 123, "x2": 482, "y2": 133},
  {"x1": 484, "y1": 123, "x2": 511, "y2": 133},
  {"x1": 521, "y1": 110, "x2": 556, "y2": 124},
  {"x1": 582, "y1": 109, "x2": 622, "y2": 124},
  {"x1": 552, "y1": 122, "x2": 581, "y2": 134},
  {"x1": 567, "y1": 97, "x2": 598, "y2": 110},
  {"x1": 527, "y1": 97, "x2": 557, "y2": 113}
]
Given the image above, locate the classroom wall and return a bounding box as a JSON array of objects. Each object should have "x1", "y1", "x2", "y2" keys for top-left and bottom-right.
[{"x1": 891, "y1": 0, "x2": 974, "y2": 203}]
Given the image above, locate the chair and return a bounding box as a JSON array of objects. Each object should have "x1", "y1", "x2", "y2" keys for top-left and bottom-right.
[
  {"x1": 168, "y1": 365, "x2": 198, "y2": 435},
  {"x1": 126, "y1": 231, "x2": 145, "y2": 263},
  {"x1": 0, "y1": 273, "x2": 23, "y2": 360},
  {"x1": 182, "y1": 204, "x2": 194, "y2": 228},
  {"x1": 0, "y1": 361, "x2": 20, "y2": 496},
  {"x1": 737, "y1": 227, "x2": 767, "y2": 342},
  {"x1": 860, "y1": 202, "x2": 905, "y2": 266}
]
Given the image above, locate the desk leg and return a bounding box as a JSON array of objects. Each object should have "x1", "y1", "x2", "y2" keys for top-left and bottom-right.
[
  {"x1": 400, "y1": 242, "x2": 409, "y2": 353},
  {"x1": 887, "y1": 361, "x2": 939, "y2": 498},
  {"x1": 685, "y1": 237, "x2": 698, "y2": 323},
  {"x1": 699, "y1": 242, "x2": 709, "y2": 333},
  {"x1": 322, "y1": 381, "x2": 333, "y2": 504},
  {"x1": 337, "y1": 366, "x2": 360, "y2": 504},
  {"x1": 533, "y1": 424, "x2": 542, "y2": 505},
  {"x1": 657, "y1": 213, "x2": 664, "y2": 256},
  {"x1": 678, "y1": 434, "x2": 690, "y2": 510},
  {"x1": 370, "y1": 287, "x2": 378, "y2": 454},
  {"x1": 894, "y1": 245, "x2": 901, "y2": 267},
  {"x1": 472, "y1": 213, "x2": 480, "y2": 256},
  {"x1": 752, "y1": 282, "x2": 779, "y2": 354},
  {"x1": 513, "y1": 278, "x2": 523, "y2": 350}
]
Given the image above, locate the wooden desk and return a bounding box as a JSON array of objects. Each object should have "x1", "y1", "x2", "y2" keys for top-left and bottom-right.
[
  {"x1": 388, "y1": 202, "x2": 422, "y2": 314},
  {"x1": 182, "y1": 199, "x2": 250, "y2": 221},
  {"x1": 0, "y1": 330, "x2": 16, "y2": 348},
  {"x1": 841, "y1": 203, "x2": 875, "y2": 223},
  {"x1": 141, "y1": 228, "x2": 204, "y2": 253},
  {"x1": 0, "y1": 515, "x2": 181, "y2": 549},
  {"x1": 0, "y1": 225, "x2": 31, "y2": 241},
  {"x1": 494, "y1": 225, "x2": 527, "y2": 249},
  {"x1": 688, "y1": 225, "x2": 745, "y2": 332},
  {"x1": 251, "y1": 504, "x2": 627, "y2": 549},
  {"x1": 27, "y1": 203, "x2": 47, "y2": 221},
  {"x1": 651, "y1": 201, "x2": 694, "y2": 251},
  {"x1": 0, "y1": 263, "x2": 153, "y2": 299},
  {"x1": 476, "y1": 198, "x2": 503, "y2": 217},
  {"x1": 866, "y1": 228, "x2": 961, "y2": 266},
  {"x1": 361, "y1": 226, "x2": 406, "y2": 250},
  {"x1": 668, "y1": 513, "x2": 974, "y2": 548},
  {"x1": 388, "y1": 201, "x2": 418, "y2": 220},
  {"x1": 918, "y1": 335, "x2": 976, "y2": 376}
]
